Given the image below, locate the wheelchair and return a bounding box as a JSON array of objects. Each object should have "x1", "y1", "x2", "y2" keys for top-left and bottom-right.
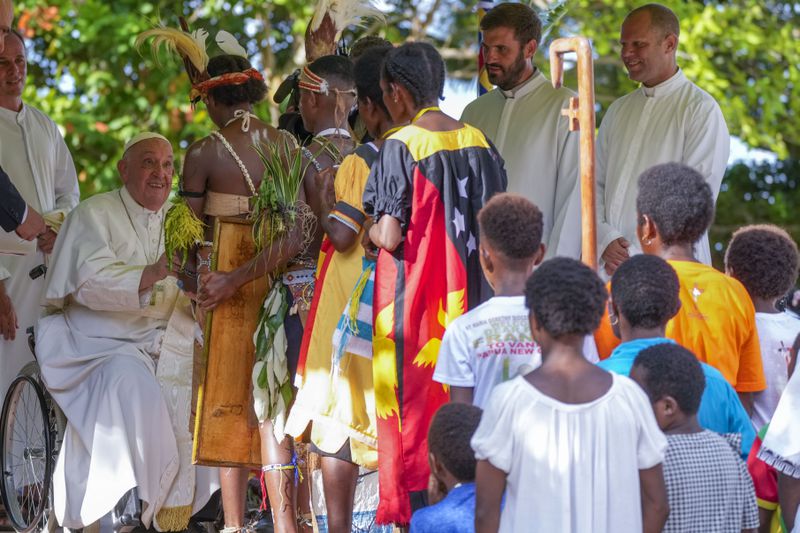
[
  {"x1": 0, "y1": 329, "x2": 211, "y2": 533},
  {"x1": 0, "y1": 264, "x2": 225, "y2": 533},
  {"x1": 0, "y1": 260, "x2": 64, "y2": 533}
]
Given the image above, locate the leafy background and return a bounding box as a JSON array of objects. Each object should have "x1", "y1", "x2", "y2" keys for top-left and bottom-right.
[{"x1": 12, "y1": 0, "x2": 800, "y2": 267}]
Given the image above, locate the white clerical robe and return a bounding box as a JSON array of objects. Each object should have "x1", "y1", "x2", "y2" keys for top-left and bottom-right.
[
  {"x1": 596, "y1": 69, "x2": 729, "y2": 267},
  {"x1": 0, "y1": 104, "x2": 79, "y2": 397},
  {"x1": 36, "y1": 188, "x2": 218, "y2": 531},
  {"x1": 461, "y1": 70, "x2": 582, "y2": 258}
]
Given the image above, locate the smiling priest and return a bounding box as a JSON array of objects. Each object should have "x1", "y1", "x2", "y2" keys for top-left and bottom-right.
[{"x1": 35, "y1": 133, "x2": 219, "y2": 531}]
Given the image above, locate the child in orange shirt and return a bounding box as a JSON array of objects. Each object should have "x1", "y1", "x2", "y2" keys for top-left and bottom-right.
[{"x1": 634, "y1": 162, "x2": 765, "y2": 413}]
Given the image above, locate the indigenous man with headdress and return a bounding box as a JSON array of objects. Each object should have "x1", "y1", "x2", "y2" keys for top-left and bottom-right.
[
  {"x1": 285, "y1": 43, "x2": 395, "y2": 532},
  {"x1": 35, "y1": 133, "x2": 219, "y2": 532}
]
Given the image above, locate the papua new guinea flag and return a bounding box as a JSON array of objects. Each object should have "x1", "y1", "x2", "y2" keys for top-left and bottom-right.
[{"x1": 363, "y1": 123, "x2": 507, "y2": 524}]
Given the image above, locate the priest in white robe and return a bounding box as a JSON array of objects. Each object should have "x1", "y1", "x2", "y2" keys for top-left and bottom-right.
[
  {"x1": 596, "y1": 4, "x2": 729, "y2": 276},
  {"x1": 36, "y1": 133, "x2": 218, "y2": 531},
  {"x1": 461, "y1": 3, "x2": 581, "y2": 258},
  {"x1": 0, "y1": 29, "x2": 79, "y2": 397}
]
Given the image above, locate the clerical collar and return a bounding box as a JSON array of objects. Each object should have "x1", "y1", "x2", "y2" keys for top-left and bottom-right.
[
  {"x1": 316, "y1": 127, "x2": 351, "y2": 138},
  {"x1": 500, "y1": 69, "x2": 544, "y2": 99},
  {"x1": 641, "y1": 68, "x2": 686, "y2": 98},
  {"x1": 0, "y1": 102, "x2": 25, "y2": 122}
]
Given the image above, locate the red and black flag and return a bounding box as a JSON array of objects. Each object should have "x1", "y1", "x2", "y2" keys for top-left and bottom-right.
[{"x1": 364, "y1": 124, "x2": 507, "y2": 524}]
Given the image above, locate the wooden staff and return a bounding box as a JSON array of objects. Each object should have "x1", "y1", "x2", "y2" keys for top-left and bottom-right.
[{"x1": 549, "y1": 37, "x2": 597, "y2": 270}]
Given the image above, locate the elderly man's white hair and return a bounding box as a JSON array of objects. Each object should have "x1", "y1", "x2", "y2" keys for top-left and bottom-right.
[{"x1": 122, "y1": 132, "x2": 171, "y2": 156}]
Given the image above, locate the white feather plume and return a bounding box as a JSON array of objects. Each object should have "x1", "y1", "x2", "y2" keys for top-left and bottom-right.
[
  {"x1": 215, "y1": 30, "x2": 248, "y2": 58},
  {"x1": 135, "y1": 25, "x2": 209, "y2": 73},
  {"x1": 309, "y1": 0, "x2": 385, "y2": 38},
  {"x1": 191, "y1": 28, "x2": 209, "y2": 54}
]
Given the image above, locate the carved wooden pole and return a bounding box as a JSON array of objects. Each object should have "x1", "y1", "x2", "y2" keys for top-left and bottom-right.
[{"x1": 549, "y1": 37, "x2": 597, "y2": 270}]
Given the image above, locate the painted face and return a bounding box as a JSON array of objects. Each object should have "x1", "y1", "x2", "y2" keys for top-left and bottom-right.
[
  {"x1": 481, "y1": 26, "x2": 532, "y2": 91},
  {"x1": 620, "y1": 11, "x2": 675, "y2": 87},
  {"x1": 0, "y1": 33, "x2": 25, "y2": 105},
  {"x1": 119, "y1": 138, "x2": 174, "y2": 211}
]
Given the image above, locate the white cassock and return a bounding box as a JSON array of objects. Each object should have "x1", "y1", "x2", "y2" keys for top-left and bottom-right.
[
  {"x1": 596, "y1": 69, "x2": 729, "y2": 268},
  {"x1": 461, "y1": 70, "x2": 582, "y2": 258},
  {"x1": 0, "y1": 104, "x2": 79, "y2": 396},
  {"x1": 36, "y1": 187, "x2": 218, "y2": 531}
]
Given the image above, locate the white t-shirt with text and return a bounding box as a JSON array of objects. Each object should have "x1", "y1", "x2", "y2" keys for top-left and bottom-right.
[{"x1": 434, "y1": 296, "x2": 541, "y2": 408}]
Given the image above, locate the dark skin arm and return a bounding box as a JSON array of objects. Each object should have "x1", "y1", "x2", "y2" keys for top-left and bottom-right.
[
  {"x1": 361, "y1": 218, "x2": 379, "y2": 261},
  {"x1": 450, "y1": 386, "x2": 474, "y2": 404},
  {"x1": 316, "y1": 166, "x2": 360, "y2": 253},
  {"x1": 757, "y1": 507, "x2": 773, "y2": 533},
  {"x1": 738, "y1": 392, "x2": 755, "y2": 417},
  {"x1": 475, "y1": 459, "x2": 505, "y2": 533},
  {"x1": 640, "y1": 464, "x2": 669, "y2": 533},
  {"x1": 197, "y1": 200, "x2": 305, "y2": 311},
  {"x1": 183, "y1": 137, "x2": 304, "y2": 310},
  {"x1": 179, "y1": 142, "x2": 213, "y2": 295},
  {"x1": 778, "y1": 472, "x2": 800, "y2": 531}
]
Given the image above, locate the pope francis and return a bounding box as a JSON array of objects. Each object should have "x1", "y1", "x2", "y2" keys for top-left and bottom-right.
[{"x1": 35, "y1": 133, "x2": 218, "y2": 531}]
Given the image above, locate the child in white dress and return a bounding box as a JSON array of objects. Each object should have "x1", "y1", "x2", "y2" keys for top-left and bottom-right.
[{"x1": 472, "y1": 257, "x2": 669, "y2": 533}]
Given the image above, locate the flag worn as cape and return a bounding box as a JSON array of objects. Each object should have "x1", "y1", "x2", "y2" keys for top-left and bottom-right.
[{"x1": 364, "y1": 123, "x2": 507, "y2": 524}]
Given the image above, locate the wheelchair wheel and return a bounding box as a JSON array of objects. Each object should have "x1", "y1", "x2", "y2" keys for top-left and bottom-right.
[{"x1": 0, "y1": 375, "x2": 53, "y2": 533}]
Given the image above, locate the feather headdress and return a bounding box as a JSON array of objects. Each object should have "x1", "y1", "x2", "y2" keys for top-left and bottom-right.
[
  {"x1": 135, "y1": 25, "x2": 210, "y2": 85},
  {"x1": 305, "y1": 0, "x2": 385, "y2": 61}
]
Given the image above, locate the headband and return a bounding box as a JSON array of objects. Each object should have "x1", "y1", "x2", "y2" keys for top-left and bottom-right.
[
  {"x1": 190, "y1": 68, "x2": 264, "y2": 101},
  {"x1": 298, "y1": 65, "x2": 356, "y2": 97}
]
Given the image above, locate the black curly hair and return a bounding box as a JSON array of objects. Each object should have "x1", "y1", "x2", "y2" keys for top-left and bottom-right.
[
  {"x1": 478, "y1": 193, "x2": 543, "y2": 263},
  {"x1": 633, "y1": 343, "x2": 705, "y2": 415},
  {"x1": 636, "y1": 163, "x2": 714, "y2": 247},
  {"x1": 480, "y1": 2, "x2": 542, "y2": 46},
  {"x1": 354, "y1": 45, "x2": 392, "y2": 117},
  {"x1": 308, "y1": 54, "x2": 355, "y2": 90},
  {"x1": 525, "y1": 257, "x2": 608, "y2": 338},
  {"x1": 350, "y1": 35, "x2": 392, "y2": 59},
  {"x1": 725, "y1": 224, "x2": 799, "y2": 301},
  {"x1": 382, "y1": 42, "x2": 445, "y2": 108},
  {"x1": 611, "y1": 254, "x2": 680, "y2": 329},
  {"x1": 206, "y1": 54, "x2": 267, "y2": 106},
  {"x1": 427, "y1": 403, "x2": 482, "y2": 482}
]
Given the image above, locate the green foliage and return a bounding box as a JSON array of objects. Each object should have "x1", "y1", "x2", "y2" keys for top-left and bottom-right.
[
  {"x1": 15, "y1": 0, "x2": 316, "y2": 197},
  {"x1": 250, "y1": 134, "x2": 307, "y2": 252},
  {"x1": 163, "y1": 196, "x2": 204, "y2": 270},
  {"x1": 711, "y1": 159, "x2": 800, "y2": 268}
]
